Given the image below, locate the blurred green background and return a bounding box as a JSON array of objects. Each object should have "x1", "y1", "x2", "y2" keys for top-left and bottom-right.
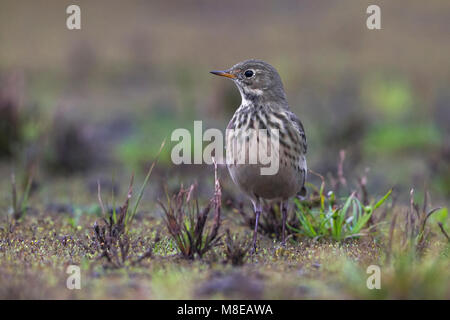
[{"x1": 0, "y1": 0, "x2": 449, "y2": 204}]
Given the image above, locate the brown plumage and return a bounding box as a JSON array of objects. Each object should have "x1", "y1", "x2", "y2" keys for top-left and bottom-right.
[{"x1": 211, "y1": 59, "x2": 307, "y2": 252}]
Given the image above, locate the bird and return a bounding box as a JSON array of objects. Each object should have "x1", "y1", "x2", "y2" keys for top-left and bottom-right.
[{"x1": 210, "y1": 59, "x2": 307, "y2": 252}]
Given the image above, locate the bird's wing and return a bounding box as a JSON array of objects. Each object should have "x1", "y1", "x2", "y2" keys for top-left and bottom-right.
[
  {"x1": 284, "y1": 110, "x2": 307, "y2": 197},
  {"x1": 286, "y1": 110, "x2": 307, "y2": 154}
]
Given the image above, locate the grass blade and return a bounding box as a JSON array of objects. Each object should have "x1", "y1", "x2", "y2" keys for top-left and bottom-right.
[{"x1": 127, "y1": 139, "x2": 166, "y2": 227}]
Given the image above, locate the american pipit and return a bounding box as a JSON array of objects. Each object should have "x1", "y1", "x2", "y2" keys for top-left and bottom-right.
[{"x1": 211, "y1": 59, "x2": 307, "y2": 251}]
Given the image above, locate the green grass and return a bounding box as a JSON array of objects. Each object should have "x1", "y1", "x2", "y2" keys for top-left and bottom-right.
[
  {"x1": 289, "y1": 185, "x2": 392, "y2": 241},
  {"x1": 9, "y1": 168, "x2": 35, "y2": 221},
  {"x1": 107, "y1": 140, "x2": 165, "y2": 232}
]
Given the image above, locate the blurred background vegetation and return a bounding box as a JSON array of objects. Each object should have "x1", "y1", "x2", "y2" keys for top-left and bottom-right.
[{"x1": 0, "y1": 0, "x2": 449, "y2": 206}]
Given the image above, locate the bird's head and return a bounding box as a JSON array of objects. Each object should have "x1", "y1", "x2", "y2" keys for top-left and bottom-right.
[{"x1": 210, "y1": 59, "x2": 287, "y2": 105}]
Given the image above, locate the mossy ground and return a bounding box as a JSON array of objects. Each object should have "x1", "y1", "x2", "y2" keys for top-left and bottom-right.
[{"x1": 1, "y1": 170, "x2": 448, "y2": 300}]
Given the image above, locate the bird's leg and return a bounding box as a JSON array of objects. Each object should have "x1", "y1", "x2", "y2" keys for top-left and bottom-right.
[
  {"x1": 281, "y1": 201, "x2": 288, "y2": 246},
  {"x1": 251, "y1": 200, "x2": 262, "y2": 254}
]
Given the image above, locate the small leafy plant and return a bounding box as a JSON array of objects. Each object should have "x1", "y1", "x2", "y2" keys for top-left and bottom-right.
[
  {"x1": 223, "y1": 229, "x2": 250, "y2": 266},
  {"x1": 9, "y1": 167, "x2": 35, "y2": 221},
  {"x1": 92, "y1": 141, "x2": 164, "y2": 267},
  {"x1": 289, "y1": 183, "x2": 392, "y2": 241},
  {"x1": 159, "y1": 162, "x2": 222, "y2": 259},
  {"x1": 389, "y1": 189, "x2": 445, "y2": 255}
]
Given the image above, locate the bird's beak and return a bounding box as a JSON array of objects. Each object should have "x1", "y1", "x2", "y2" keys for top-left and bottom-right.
[{"x1": 210, "y1": 70, "x2": 236, "y2": 79}]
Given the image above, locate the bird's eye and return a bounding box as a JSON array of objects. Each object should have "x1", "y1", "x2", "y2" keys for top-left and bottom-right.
[{"x1": 244, "y1": 70, "x2": 254, "y2": 78}]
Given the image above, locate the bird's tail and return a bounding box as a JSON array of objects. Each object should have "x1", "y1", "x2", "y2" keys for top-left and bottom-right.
[{"x1": 296, "y1": 186, "x2": 307, "y2": 200}]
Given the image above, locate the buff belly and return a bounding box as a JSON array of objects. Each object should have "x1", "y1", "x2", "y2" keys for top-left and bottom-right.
[{"x1": 227, "y1": 163, "x2": 304, "y2": 201}]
